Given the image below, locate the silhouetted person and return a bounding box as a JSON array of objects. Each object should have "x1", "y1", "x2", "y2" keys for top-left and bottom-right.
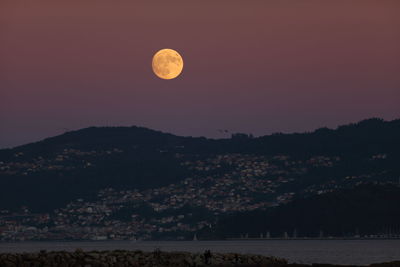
[{"x1": 204, "y1": 250, "x2": 212, "y2": 265}]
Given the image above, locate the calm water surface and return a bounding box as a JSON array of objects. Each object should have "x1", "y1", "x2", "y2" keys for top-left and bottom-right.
[{"x1": 1, "y1": 240, "x2": 400, "y2": 265}]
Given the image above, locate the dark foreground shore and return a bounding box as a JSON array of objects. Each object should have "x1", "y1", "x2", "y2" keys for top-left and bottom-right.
[{"x1": 0, "y1": 250, "x2": 399, "y2": 267}]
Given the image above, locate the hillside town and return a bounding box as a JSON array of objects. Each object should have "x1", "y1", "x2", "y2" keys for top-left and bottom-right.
[{"x1": 0, "y1": 150, "x2": 394, "y2": 241}]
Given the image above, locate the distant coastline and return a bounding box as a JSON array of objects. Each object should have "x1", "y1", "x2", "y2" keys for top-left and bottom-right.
[
  {"x1": 226, "y1": 237, "x2": 400, "y2": 241},
  {"x1": 2, "y1": 236, "x2": 400, "y2": 242}
]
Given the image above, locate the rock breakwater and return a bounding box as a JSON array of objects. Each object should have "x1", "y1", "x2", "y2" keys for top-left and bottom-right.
[
  {"x1": 1, "y1": 249, "x2": 399, "y2": 267},
  {"x1": 0, "y1": 249, "x2": 287, "y2": 267}
]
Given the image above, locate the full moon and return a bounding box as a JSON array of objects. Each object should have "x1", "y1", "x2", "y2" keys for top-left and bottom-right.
[{"x1": 152, "y1": 48, "x2": 184, "y2": 80}]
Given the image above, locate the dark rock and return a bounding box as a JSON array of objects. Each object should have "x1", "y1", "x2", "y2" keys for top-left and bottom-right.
[{"x1": 0, "y1": 250, "x2": 395, "y2": 267}]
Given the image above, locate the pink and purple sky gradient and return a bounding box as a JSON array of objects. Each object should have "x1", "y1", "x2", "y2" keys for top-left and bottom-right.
[{"x1": 1, "y1": 1, "x2": 399, "y2": 148}]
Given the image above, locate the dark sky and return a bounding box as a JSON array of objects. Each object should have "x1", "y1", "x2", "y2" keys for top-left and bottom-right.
[{"x1": 1, "y1": 1, "x2": 399, "y2": 148}]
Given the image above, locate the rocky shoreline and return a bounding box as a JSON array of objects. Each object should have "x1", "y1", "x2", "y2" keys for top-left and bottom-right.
[{"x1": 0, "y1": 249, "x2": 399, "y2": 267}]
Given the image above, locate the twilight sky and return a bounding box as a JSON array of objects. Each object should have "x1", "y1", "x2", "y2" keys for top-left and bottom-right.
[{"x1": 0, "y1": 1, "x2": 399, "y2": 148}]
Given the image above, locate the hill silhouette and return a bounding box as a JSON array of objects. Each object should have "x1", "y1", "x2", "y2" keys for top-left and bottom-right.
[
  {"x1": 209, "y1": 184, "x2": 400, "y2": 238},
  {"x1": 0, "y1": 118, "x2": 399, "y2": 212},
  {"x1": 2, "y1": 118, "x2": 400, "y2": 157}
]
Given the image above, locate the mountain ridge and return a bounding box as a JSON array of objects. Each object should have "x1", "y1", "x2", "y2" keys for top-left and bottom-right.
[
  {"x1": 0, "y1": 118, "x2": 399, "y2": 240},
  {"x1": 2, "y1": 118, "x2": 400, "y2": 158}
]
